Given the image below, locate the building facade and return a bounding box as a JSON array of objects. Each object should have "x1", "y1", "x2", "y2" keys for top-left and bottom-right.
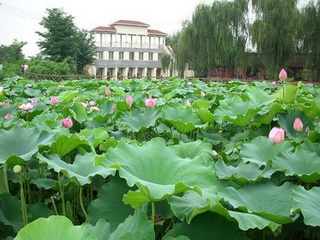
[{"x1": 90, "y1": 20, "x2": 173, "y2": 79}]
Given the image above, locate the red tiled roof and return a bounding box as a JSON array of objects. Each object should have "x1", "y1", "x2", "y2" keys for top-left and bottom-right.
[
  {"x1": 148, "y1": 29, "x2": 167, "y2": 35},
  {"x1": 111, "y1": 20, "x2": 150, "y2": 27},
  {"x1": 93, "y1": 26, "x2": 117, "y2": 32}
]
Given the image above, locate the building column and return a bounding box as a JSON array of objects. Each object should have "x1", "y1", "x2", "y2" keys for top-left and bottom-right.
[
  {"x1": 113, "y1": 67, "x2": 118, "y2": 80},
  {"x1": 133, "y1": 68, "x2": 138, "y2": 78},
  {"x1": 123, "y1": 68, "x2": 128, "y2": 79},
  {"x1": 142, "y1": 68, "x2": 147, "y2": 78},
  {"x1": 151, "y1": 68, "x2": 157, "y2": 79}
]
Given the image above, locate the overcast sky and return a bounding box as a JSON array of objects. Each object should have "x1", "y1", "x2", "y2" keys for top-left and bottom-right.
[{"x1": 0, "y1": 0, "x2": 313, "y2": 58}]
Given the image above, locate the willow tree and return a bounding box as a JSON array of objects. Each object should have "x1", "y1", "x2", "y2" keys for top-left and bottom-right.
[
  {"x1": 173, "y1": 0, "x2": 249, "y2": 77},
  {"x1": 250, "y1": 0, "x2": 300, "y2": 78},
  {"x1": 300, "y1": 1, "x2": 320, "y2": 81}
]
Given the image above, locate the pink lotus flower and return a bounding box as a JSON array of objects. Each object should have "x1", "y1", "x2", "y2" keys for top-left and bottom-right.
[
  {"x1": 4, "y1": 113, "x2": 12, "y2": 120},
  {"x1": 90, "y1": 106, "x2": 100, "y2": 111},
  {"x1": 30, "y1": 98, "x2": 37, "y2": 105},
  {"x1": 293, "y1": 118, "x2": 303, "y2": 132},
  {"x1": 200, "y1": 91, "x2": 206, "y2": 97},
  {"x1": 50, "y1": 96, "x2": 58, "y2": 105},
  {"x1": 61, "y1": 118, "x2": 73, "y2": 128},
  {"x1": 279, "y1": 69, "x2": 287, "y2": 81},
  {"x1": 145, "y1": 95, "x2": 156, "y2": 108},
  {"x1": 272, "y1": 81, "x2": 276, "y2": 85},
  {"x1": 89, "y1": 101, "x2": 96, "y2": 106},
  {"x1": 81, "y1": 102, "x2": 88, "y2": 108},
  {"x1": 269, "y1": 127, "x2": 285, "y2": 143},
  {"x1": 25, "y1": 83, "x2": 32, "y2": 88},
  {"x1": 19, "y1": 103, "x2": 33, "y2": 111},
  {"x1": 105, "y1": 87, "x2": 111, "y2": 96},
  {"x1": 0, "y1": 102, "x2": 10, "y2": 106},
  {"x1": 126, "y1": 94, "x2": 133, "y2": 106}
]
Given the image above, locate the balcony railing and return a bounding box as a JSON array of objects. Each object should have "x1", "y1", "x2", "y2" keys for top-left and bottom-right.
[{"x1": 95, "y1": 41, "x2": 164, "y2": 49}]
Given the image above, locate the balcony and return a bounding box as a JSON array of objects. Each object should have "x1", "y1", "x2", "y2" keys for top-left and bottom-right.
[{"x1": 95, "y1": 41, "x2": 164, "y2": 49}]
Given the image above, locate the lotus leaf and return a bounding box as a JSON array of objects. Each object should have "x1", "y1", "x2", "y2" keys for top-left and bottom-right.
[
  {"x1": 88, "y1": 177, "x2": 135, "y2": 230},
  {"x1": 273, "y1": 149, "x2": 320, "y2": 183},
  {"x1": 37, "y1": 152, "x2": 116, "y2": 185},
  {"x1": 14, "y1": 215, "x2": 97, "y2": 240},
  {"x1": 241, "y1": 136, "x2": 293, "y2": 167},
  {"x1": 215, "y1": 160, "x2": 274, "y2": 185},
  {"x1": 164, "y1": 212, "x2": 248, "y2": 240},
  {"x1": 119, "y1": 108, "x2": 161, "y2": 132},
  {"x1": 275, "y1": 85, "x2": 298, "y2": 104},
  {"x1": 50, "y1": 134, "x2": 89, "y2": 157},
  {"x1": 69, "y1": 102, "x2": 87, "y2": 123},
  {"x1": 292, "y1": 186, "x2": 320, "y2": 226},
  {"x1": 220, "y1": 182, "x2": 296, "y2": 224},
  {"x1": 0, "y1": 193, "x2": 23, "y2": 232},
  {"x1": 214, "y1": 96, "x2": 261, "y2": 127},
  {"x1": 0, "y1": 126, "x2": 56, "y2": 164},
  {"x1": 103, "y1": 138, "x2": 216, "y2": 208}
]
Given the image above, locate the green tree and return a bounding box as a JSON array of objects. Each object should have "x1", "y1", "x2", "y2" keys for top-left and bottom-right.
[
  {"x1": 36, "y1": 8, "x2": 96, "y2": 73},
  {"x1": 0, "y1": 40, "x2": 26, "y2": 63},
  {"x1": 250, "y1": 0, "x2": 300, "y2": 78},
  {"x1": 300, "y1": 1, "x2": 320, "y2": 81}
]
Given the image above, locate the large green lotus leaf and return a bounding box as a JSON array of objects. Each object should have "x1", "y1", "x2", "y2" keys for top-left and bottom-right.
[
  {"x1": 37, "y1": 153, "x2": 116, "y2": 185},
  {"x1": 215, "y1": 160, "x2": 274, "y2": 185},
  {"x1": 119, "y1": 109, "x2": 161, "y2": 132},
  {"x1": 85, "y1": 210, "x2": 154, "y2": 240},
  {"x1": 301, "y1": 140, "x2": 320, "y2": 156},
  {"x1": 273, "y1": 149, "x2": 320, "y2": 183},
  {"x1": 88, "y1": 177, "x2": 135, "y2": 230},
  {"x1": 253, "y1": 103, "x2": 282, "y2": 126},
  {"x1": 24, "y1": 88, "x2": 42, "y2": 97},
  {"x1": 0, "y1": 105, "x2": 16, "y2": 118},
  {"x1": 214, "y1": 96, "x2": 261, "y2": 127},
  {"x1": 32, "y1": 112, "x2": 70, "y2": 135},
  {"x1": 0, "y1": 126, "x2": 56, "y2": 164},
  {"x1": 99, "y1": 137, "x2": 119, "y2": 152},
  {"x1": 292, "y1": 186, "x2": 320, "y2": 226},
  {"x1": 278, "y1": 110, "x2": 312, "y2": 139},
  {"x1": 103, "y1": 138, "x2": 216, "y2": 208},
  {"x1": 192, "y1": 99, "x2": 212, "y2": 109},
  {"x1": 79, "y1": 128, "x2": 109, "y2": 148},
  {"x1": 168, "y1": 190, "x2": 220, "y2": 223},
  {"x1": 0, "y1": 193, "x2": 23, "y2": 232},
  {"x1": 196, "y1": 108, "x2": 215, "y2": 123},
  {"x1": 247, "y1": 86, "x2": 275, "y2": 104},
  {"x1": 27, "y1": 203, "x2": 54, "y2": 223},
  {"x1": 162, "y1": 106, "x2": 203, "y2": 134},
  {"x1": 275, "y1": 85, "x2": 298, "y2": 104},
  {"x1": 69, "y1": 102, "x2": 87, "y2": 123},
  {"x1": 59, "y1": 91, "x2": 78, "y2": 103},
  {"x1": 173, "y1": 140, "x2": 213, "y2": 164},
  {"x1": 164, "y1": 212, "x2": 248, "y2": 240},
  {"x1": 14, "y1": 215, "x2": 97, "y2": 240},
  {"x1": 220, "y1": 182, "x2": 296, "y2": 224},
  {"x1": 50, "y1": 134, "x2": 89, "y2": 157},
  {"x1": 241, "y1": 136, "x2": 293, "y2": 167}
]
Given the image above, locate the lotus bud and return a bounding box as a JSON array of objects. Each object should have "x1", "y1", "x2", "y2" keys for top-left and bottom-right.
[
  {"x1": 4, "y1": 113, "x2": 12, "y2": 120},
  {"x1": 269, "y1": 127, "x2": 285, "y2": 143},
  {"x1": 105, "y1": 87, "x2": 111, "y2": 96},
  {"x1": 61, "y1": 118, "x2": 73, "y2": 128},
  {"x1": 90, "y1": 106, "x2": 100, "y2": 111},
  {"x1": 279, "y1": 68, "x2": 287, "y2": 81},
  {"x1": 272, "y1": 81, "x2": 276, "y2": 85},
  {"x1": 50, "y1": 96, "x2": 58, "y2": 105},
  {"x1": 30, "y1": 98, "x2": 37, "y2": 105},
  {"x1": 89, "y1": 101, "x2": 96, "y2": 106},
  {"x1": 186, "y1": 100, "x2": 191, "y2": 107},
  {"x1": 25, "y1": 83, "x2": 32, "y2": 88},
  {"x1": 293, "y1": 118, "x2": 303, "y2": 132},
  {"x1": 200, "y1": 91, "x2": 206, "y2": 97},
  {"x1": 112, "y1": 103, "x2": 117, "y2": 110},
  {"x1": 126, "y1": 94, "x2": 133, "y2": 106}
]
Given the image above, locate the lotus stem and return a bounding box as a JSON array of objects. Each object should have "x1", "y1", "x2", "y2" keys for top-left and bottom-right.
[
  {"x1": 151, "y1": 201, "x2": 156, "y2": 223},
  {"x1": 80, "y1": 186, "x2": 90, "y2": 223},
  {"x1": 51, "y1": 196, "x2": 59, "y2": 215},
  {"x1": 0, "y1": 164, "x2": 9, "y2": 194},
  {"x1": 57, "y1": 173, "x2": 66, "y2": 216},
  {"x1": 18, "y1": 169, "x2": 28, "y2": 226}
]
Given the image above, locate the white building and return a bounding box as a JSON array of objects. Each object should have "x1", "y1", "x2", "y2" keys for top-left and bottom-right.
[{"x1": 90, "y1": 20, "x2": 175, "y2": 79}]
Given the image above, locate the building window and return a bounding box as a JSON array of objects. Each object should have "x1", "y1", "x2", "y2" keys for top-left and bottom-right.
[
  {"x1": 149, "y1": 53, "x2": 153, "y2": 61},
  {"x1": 98, "y1": 51, "x2": 103, "y2": 59},
  {"x1": 119, "y1": 52, "x2": 124, "y2": 60},
  {"x1": 129, "y1": 52, "x2": 134, "y2": 60},
  {"x1": 139, "y1": 52, "x2": 144, "y2": 60},
  {"x1": 158, "y1": 53, "x2": 162, "y2": 61},
  {"x1": 109, "y1": 51, "x2": 114, "y2": 60}
]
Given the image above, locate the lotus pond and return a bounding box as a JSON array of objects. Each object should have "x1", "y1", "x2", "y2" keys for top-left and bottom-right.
[{"x1": 0, "y1": 76, "x2": 319, "y2": 240}]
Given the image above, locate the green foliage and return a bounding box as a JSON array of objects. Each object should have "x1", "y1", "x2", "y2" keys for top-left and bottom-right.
[
  {"x1": 28, "y1": 58, "x2": 71, "y2": 75},
  {"x1": 36, "y1": 8, "x2": 96, "y2": 73}
]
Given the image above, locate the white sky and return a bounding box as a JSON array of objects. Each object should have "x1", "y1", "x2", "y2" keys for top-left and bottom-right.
[{"x1": 0, "y1": 0, "x2": 313, "y2": 58}]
